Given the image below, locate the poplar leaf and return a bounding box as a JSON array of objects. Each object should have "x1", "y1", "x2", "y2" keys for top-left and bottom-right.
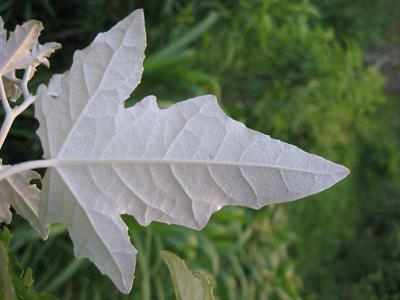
[
  {"x1": 161, "y1": 251, "x2": 216, "y2": 300},
  {"x1": 34, "y1": 9, "x2": 349, "y2": 293},
  {"x1": 0, "y1": 164, "x2": 48, "y2": 239}
]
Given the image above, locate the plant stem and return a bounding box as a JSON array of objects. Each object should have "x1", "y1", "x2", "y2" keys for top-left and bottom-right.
[
  {"x1": 0, "y1": 76, "x2": 11, "y2": 115},
  {"x1": 0, "y1": 159, "x2": 56, "y2": 181},
  {"x1": 0, "y1": 101, "x2": 35, "y2": 150},
  {"x1": 0, "y1": 69, "x2": 36, "y2": 150},
  {"x1": 20, "y1": 66, "x2": 32, "y2": 100},
  {"x1": 14, "y1": 95, "x2": 36, "y2": 115},
  {"x1": 0, "y1": 113, "x2": 15, "y2": 150}
]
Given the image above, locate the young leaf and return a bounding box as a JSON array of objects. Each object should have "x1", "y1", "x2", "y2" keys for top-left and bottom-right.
[
  {"x1": 30, "y1": 42, "x2": 61, "y2": 68},
  {"x1": 3, "y1": 72, "x2": 22, "y2": 102},
  {"x1": 34, "y1": 9, "x2": 349, "y2": 293},
  {"x1": 0, "y1": 20, "x2": 43, "y2": 75},
  {"x1": 0, "y1": 164, "x2": 48, "y2": 239},
  {"x1": 27, "y1": 42, "x2": 62, "y2": 79},
  {"x1": 0, "y1": 18, "x2": 60, "y2": 102},
  {"x1": 161, "y1": 251, "x2": 216, "y2": 300}
]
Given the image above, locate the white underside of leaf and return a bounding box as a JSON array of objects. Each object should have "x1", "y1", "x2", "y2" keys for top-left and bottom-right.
[
  {"x1": 34, "y1": 9, "x2": 349, "y2": 293},
  {"x1": 0, "y1": 165, "x2": 48, "y2": 238}
]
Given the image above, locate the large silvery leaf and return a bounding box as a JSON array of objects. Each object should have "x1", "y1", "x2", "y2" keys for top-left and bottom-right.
[
  {"x1": 34, "y1": 9, "x2": 349, "y2": 293},
  {"x1": 0, "y1": 165, "x2": 48, "y2": 238}
]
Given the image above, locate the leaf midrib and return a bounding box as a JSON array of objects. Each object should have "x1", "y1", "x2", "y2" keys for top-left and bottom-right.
[{"x1": 54, "y1": 158, "x2": 344, "y2": 176}]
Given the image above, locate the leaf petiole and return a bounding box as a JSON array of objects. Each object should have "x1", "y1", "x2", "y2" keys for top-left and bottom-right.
[{"x1": 0, "y1": 159, "x2": 55, "y2": 182}]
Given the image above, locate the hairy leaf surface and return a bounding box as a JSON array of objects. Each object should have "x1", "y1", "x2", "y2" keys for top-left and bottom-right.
[{"x1": 35, "y1": 9, "x2": 349, "y2": 293}]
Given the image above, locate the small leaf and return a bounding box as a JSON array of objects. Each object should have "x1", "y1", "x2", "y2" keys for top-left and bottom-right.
[
  {"x1": 0, "y1": 164, "x2": 48, "y2": 239},
  {"x1": 0, "y1": 20, "x2": 43, "y2": 75},
  {"x1": 3, "y1": 72, "x2": 21, "y2": 102},
  {"x1": 28, "y1": 42, "x2": 62, "y2": 78},
  {"x1": 30, "y1": 42, "x2": 61, "y2": 68},
  {"x1": 22, "y1": 268, "x2": 34, "y2": 289},
  {"x1": 161, "y1": 251, "x2": 216, "y2": 300}
]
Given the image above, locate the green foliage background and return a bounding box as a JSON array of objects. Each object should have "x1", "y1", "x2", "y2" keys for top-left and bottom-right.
[{"x1": 1, "y1": 0, "x2": 399, "y2": 299}]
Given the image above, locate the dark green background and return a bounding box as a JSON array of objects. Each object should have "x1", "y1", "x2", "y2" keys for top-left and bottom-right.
[{"x1": 1, "y1": 1, "x2": 399, "y2": 299}]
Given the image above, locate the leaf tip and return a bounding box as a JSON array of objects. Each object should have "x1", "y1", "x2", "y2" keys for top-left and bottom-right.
[
  {"x1": 334, "y1": 164, "x2": 350, "y2": 182},
  {"x1": 24, "y1": 19, "x2": 44, "y2": 33}
]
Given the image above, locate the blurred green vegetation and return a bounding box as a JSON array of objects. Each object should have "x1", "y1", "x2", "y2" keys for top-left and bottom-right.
[
  {"x1": 0, "y1": 0, "x2": 399, "y2": 299},
  {"x1": 0, "y1": 228, "x2": 58, "y2": 300}
]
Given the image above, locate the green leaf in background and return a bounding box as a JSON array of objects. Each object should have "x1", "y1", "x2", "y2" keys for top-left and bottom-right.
[
  {"x1": 0, "y1": 227, "x2": 58, "y2": 300},
  {"x1": 161, "y1": 250, "x2": 216, "y2": 300},
  {"x1": 0, "y1": 228, "x2": 14, "y2": 300}
]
